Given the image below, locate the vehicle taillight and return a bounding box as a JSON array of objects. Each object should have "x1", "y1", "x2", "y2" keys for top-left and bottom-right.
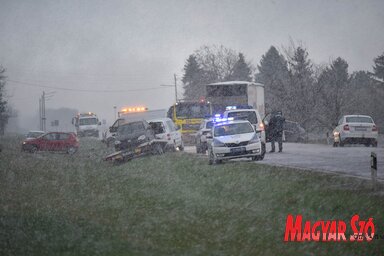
[
  {"x1": 167, "y1": 134, "x2": 171, "y2": 140},
  {"x1": 372, "y1": 125, "x2": 378, "y2": 132},
  {"x1": 343, "y1": 124, "x2": 350, "y2": 131},
  {"x1": 259, "y1": 123, "x2": 265, "y2": 131}
]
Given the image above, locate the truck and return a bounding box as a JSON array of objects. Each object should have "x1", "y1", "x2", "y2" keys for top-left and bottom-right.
[
  {"x1": 167, "y1": 100, "x2": 212, "y2": 144},
  {"x1": 205, "y1": 81, "x2": 265, "y2": 118},
  {"x1": 72, "y1": 112, "x2": 101, "y2": 137}
]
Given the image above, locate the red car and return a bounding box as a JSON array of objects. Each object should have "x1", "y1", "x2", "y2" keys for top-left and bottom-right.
[{"x1": 22, "y1": 132, "x2": 79, "y2": 154}]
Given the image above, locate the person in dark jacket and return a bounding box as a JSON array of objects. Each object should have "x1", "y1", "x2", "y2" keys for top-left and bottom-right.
[{"x1": 269, "y1": 111, "x2": 285, "y2": 152}]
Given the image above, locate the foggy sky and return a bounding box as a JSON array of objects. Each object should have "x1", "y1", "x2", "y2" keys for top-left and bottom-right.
[{"x1": 1, "y1": 0, "x2": 383, "y2": 131}]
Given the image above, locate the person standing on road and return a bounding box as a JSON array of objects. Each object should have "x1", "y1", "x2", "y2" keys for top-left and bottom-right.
[{"x1": 269, "y1": 111, "x2": 285, "y2": 153}]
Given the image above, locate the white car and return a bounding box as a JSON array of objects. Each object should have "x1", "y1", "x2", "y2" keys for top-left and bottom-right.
[
  {"x1": 222, "y1": 108, "x2": 266, "y2": 155},
  {"x1": 148, "y1": 118, "x2": 184, "y2": 151},
  {"x1": 333, "y1": 115, "x2": 378, "y2": 147},
  {"x1": 207, "y1": 119, "x2": 263, "y2": 165},
  {"x1": 195, "y1": 118, "x2": 213, "y2": 154}
]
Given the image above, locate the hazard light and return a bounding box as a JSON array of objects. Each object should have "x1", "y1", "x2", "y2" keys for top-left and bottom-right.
[{"x1": 120, "y1": 107, "x2": 148, "y2": 113}]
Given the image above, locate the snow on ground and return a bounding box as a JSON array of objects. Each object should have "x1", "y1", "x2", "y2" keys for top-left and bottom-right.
[{"x1": 185, "y1": 142, "x2": 384, "y2": 181}]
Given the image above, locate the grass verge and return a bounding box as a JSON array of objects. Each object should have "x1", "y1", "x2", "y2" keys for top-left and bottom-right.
[{"x1": 0, "y1": 135, "x2": 383, "y2": 255}]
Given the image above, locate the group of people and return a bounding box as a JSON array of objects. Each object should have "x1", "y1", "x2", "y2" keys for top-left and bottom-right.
[{"x1": 267, "y1": 111, "x2": 285, "y2": 153}]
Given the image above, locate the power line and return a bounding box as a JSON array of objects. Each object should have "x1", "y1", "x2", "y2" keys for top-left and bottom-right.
[{"x1": 6, "y1": 79, "x2": 173, "y2": 93}]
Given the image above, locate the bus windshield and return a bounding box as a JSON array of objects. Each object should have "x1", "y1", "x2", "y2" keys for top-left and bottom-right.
[{"x1": 175, "y1": 103, "x2": 211, "y2": 119}]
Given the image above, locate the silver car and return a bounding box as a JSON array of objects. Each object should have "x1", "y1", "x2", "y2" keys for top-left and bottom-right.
[{"x1": 195, "y1": 118, "x2": 213, "y2": 154}]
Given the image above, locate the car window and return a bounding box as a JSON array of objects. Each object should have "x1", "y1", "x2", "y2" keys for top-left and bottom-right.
[
  {"x1": 214, "y1": 122, "x2": 254, "y2": 136},
  {"x1": 119, "y1": 122, "x2": 145, "y2": 135},
  {"x1": 59, "y1": 133, "x2": 69, "y2": 140},
  {"x1": 150, "y1": 122, "x2": 166, "y2": 134},
  {"x1": 132, "y1": 122, "x2": 145, "y2": 131},
  {"x1": 227, "y1": 111, "x2": 258, "y2": 124},
  {"x1": 166, "y1": 120, "x2": 176, "y2": 132},
  {"x1": 346, "y1": 116, "x2": 373, "y2": 123},
  {"x1": 338, "y1": 118, "x2": 343, "y2": 125},
  {"x1": 27, "y1": 132, "x2": 44, "y2": 138},
  {"x1": 206, "y1": 121, "x2": 213, "y2": 129},
  {"x1": 118, "y1": 124, "x2": 133, "y2": 134},
  {"x1": 44, "y1": 133, "x2": 56, "y2": 140},
  {"x1": 284, "y1": 122, "x2": 296, "y2": 131}
]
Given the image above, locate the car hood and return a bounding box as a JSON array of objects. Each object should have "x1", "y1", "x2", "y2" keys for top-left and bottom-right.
[
  {"x1": 215, "y1": 133, "x2": 255, "y2": 143},
  {"x1": 23, "y1": 138, "x2": 38, "y2": 143}
]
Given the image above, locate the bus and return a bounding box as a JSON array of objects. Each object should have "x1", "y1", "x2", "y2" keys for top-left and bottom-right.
[{"x1": 167, "y1": 100, "x2": 212, "y2": 142}]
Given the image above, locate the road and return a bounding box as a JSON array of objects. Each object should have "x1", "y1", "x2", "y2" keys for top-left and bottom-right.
[{"x1": 184, "y1": 142, "x2": 384, "y2": 181}]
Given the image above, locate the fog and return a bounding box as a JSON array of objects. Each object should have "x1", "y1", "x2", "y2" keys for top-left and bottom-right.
[{"x1": 1, "y1": 0, "x2": 383, "y2": 131}]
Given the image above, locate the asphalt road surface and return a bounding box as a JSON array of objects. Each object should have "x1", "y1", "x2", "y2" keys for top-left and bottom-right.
[{"x1": 185, "y1": 142, "x2": 384, "y2": 181}]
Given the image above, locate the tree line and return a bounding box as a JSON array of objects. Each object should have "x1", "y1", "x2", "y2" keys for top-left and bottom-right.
[
  {"x1": 182, "y1": 44, "x2": 384, "y2": 133},
  {"x1": 0, "y1": 66, "x2": 9, "y2": 135}
]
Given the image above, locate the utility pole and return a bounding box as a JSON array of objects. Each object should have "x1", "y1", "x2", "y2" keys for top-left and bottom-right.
[
  {"x1": 160, "y1": 74, "x2": 178, "y2": 103},
  {"x1": 39, "y1": 98, "x2": 42, "y2": 130},
  {"x1": 174, "y1": 74, "x2": 178, "y2": 102},
  {"x1": 42, "y1": 91, "x2": 46, "y2": 131}
]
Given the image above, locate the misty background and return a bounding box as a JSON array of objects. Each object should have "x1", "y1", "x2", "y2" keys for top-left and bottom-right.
[{"x1": 1, "y1": 0, "x2": 383, "y2": 133}]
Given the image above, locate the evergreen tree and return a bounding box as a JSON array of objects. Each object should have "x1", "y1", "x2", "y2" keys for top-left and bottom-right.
[
  {"x1": 0, "y1": 66, "x2": 9, "y2": 135},
  {"x1": 182, "y1": 45, "x2": 251, "y2": 100},
  {"x1": 226, "y1": 53, "x2": 252, "y2": 82},
  {"x1": 182, "y1": 55, "x2": 206, "y2": 100},
  {"x1": 348, "y1": 71, "x2": 384, "y2": 131},
  {"x1": 373, "y1": 52, "x2": 384, "y2": 81},
  {"x1": 255, "y1": 46, "x2": 289, "y2": 114},
  {"x1": 317, "y1": 57, "x2": 349, "y2": 129},
  {"x1": 286, "y1": 47, "x2": 317, "y2": 129}
]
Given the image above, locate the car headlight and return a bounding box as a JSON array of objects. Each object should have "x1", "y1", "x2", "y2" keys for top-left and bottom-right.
[
  {"x1": 213, "y1": 138, "x2": 225, "y2": 147},
  {"x1": 248, "y1": 133, "x2": 260, "y2": 144},
  {"x1": 22, "y1": 142, "x2": 26, "y2": 145}
]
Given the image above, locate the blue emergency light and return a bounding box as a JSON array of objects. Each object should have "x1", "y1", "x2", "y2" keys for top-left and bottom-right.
[
  {"x1": 225, "y1": 106, "x2": 237, "y2": 110},
  {"x1": 213, "y1": 117, "x2": 234, "y2": 123}
]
